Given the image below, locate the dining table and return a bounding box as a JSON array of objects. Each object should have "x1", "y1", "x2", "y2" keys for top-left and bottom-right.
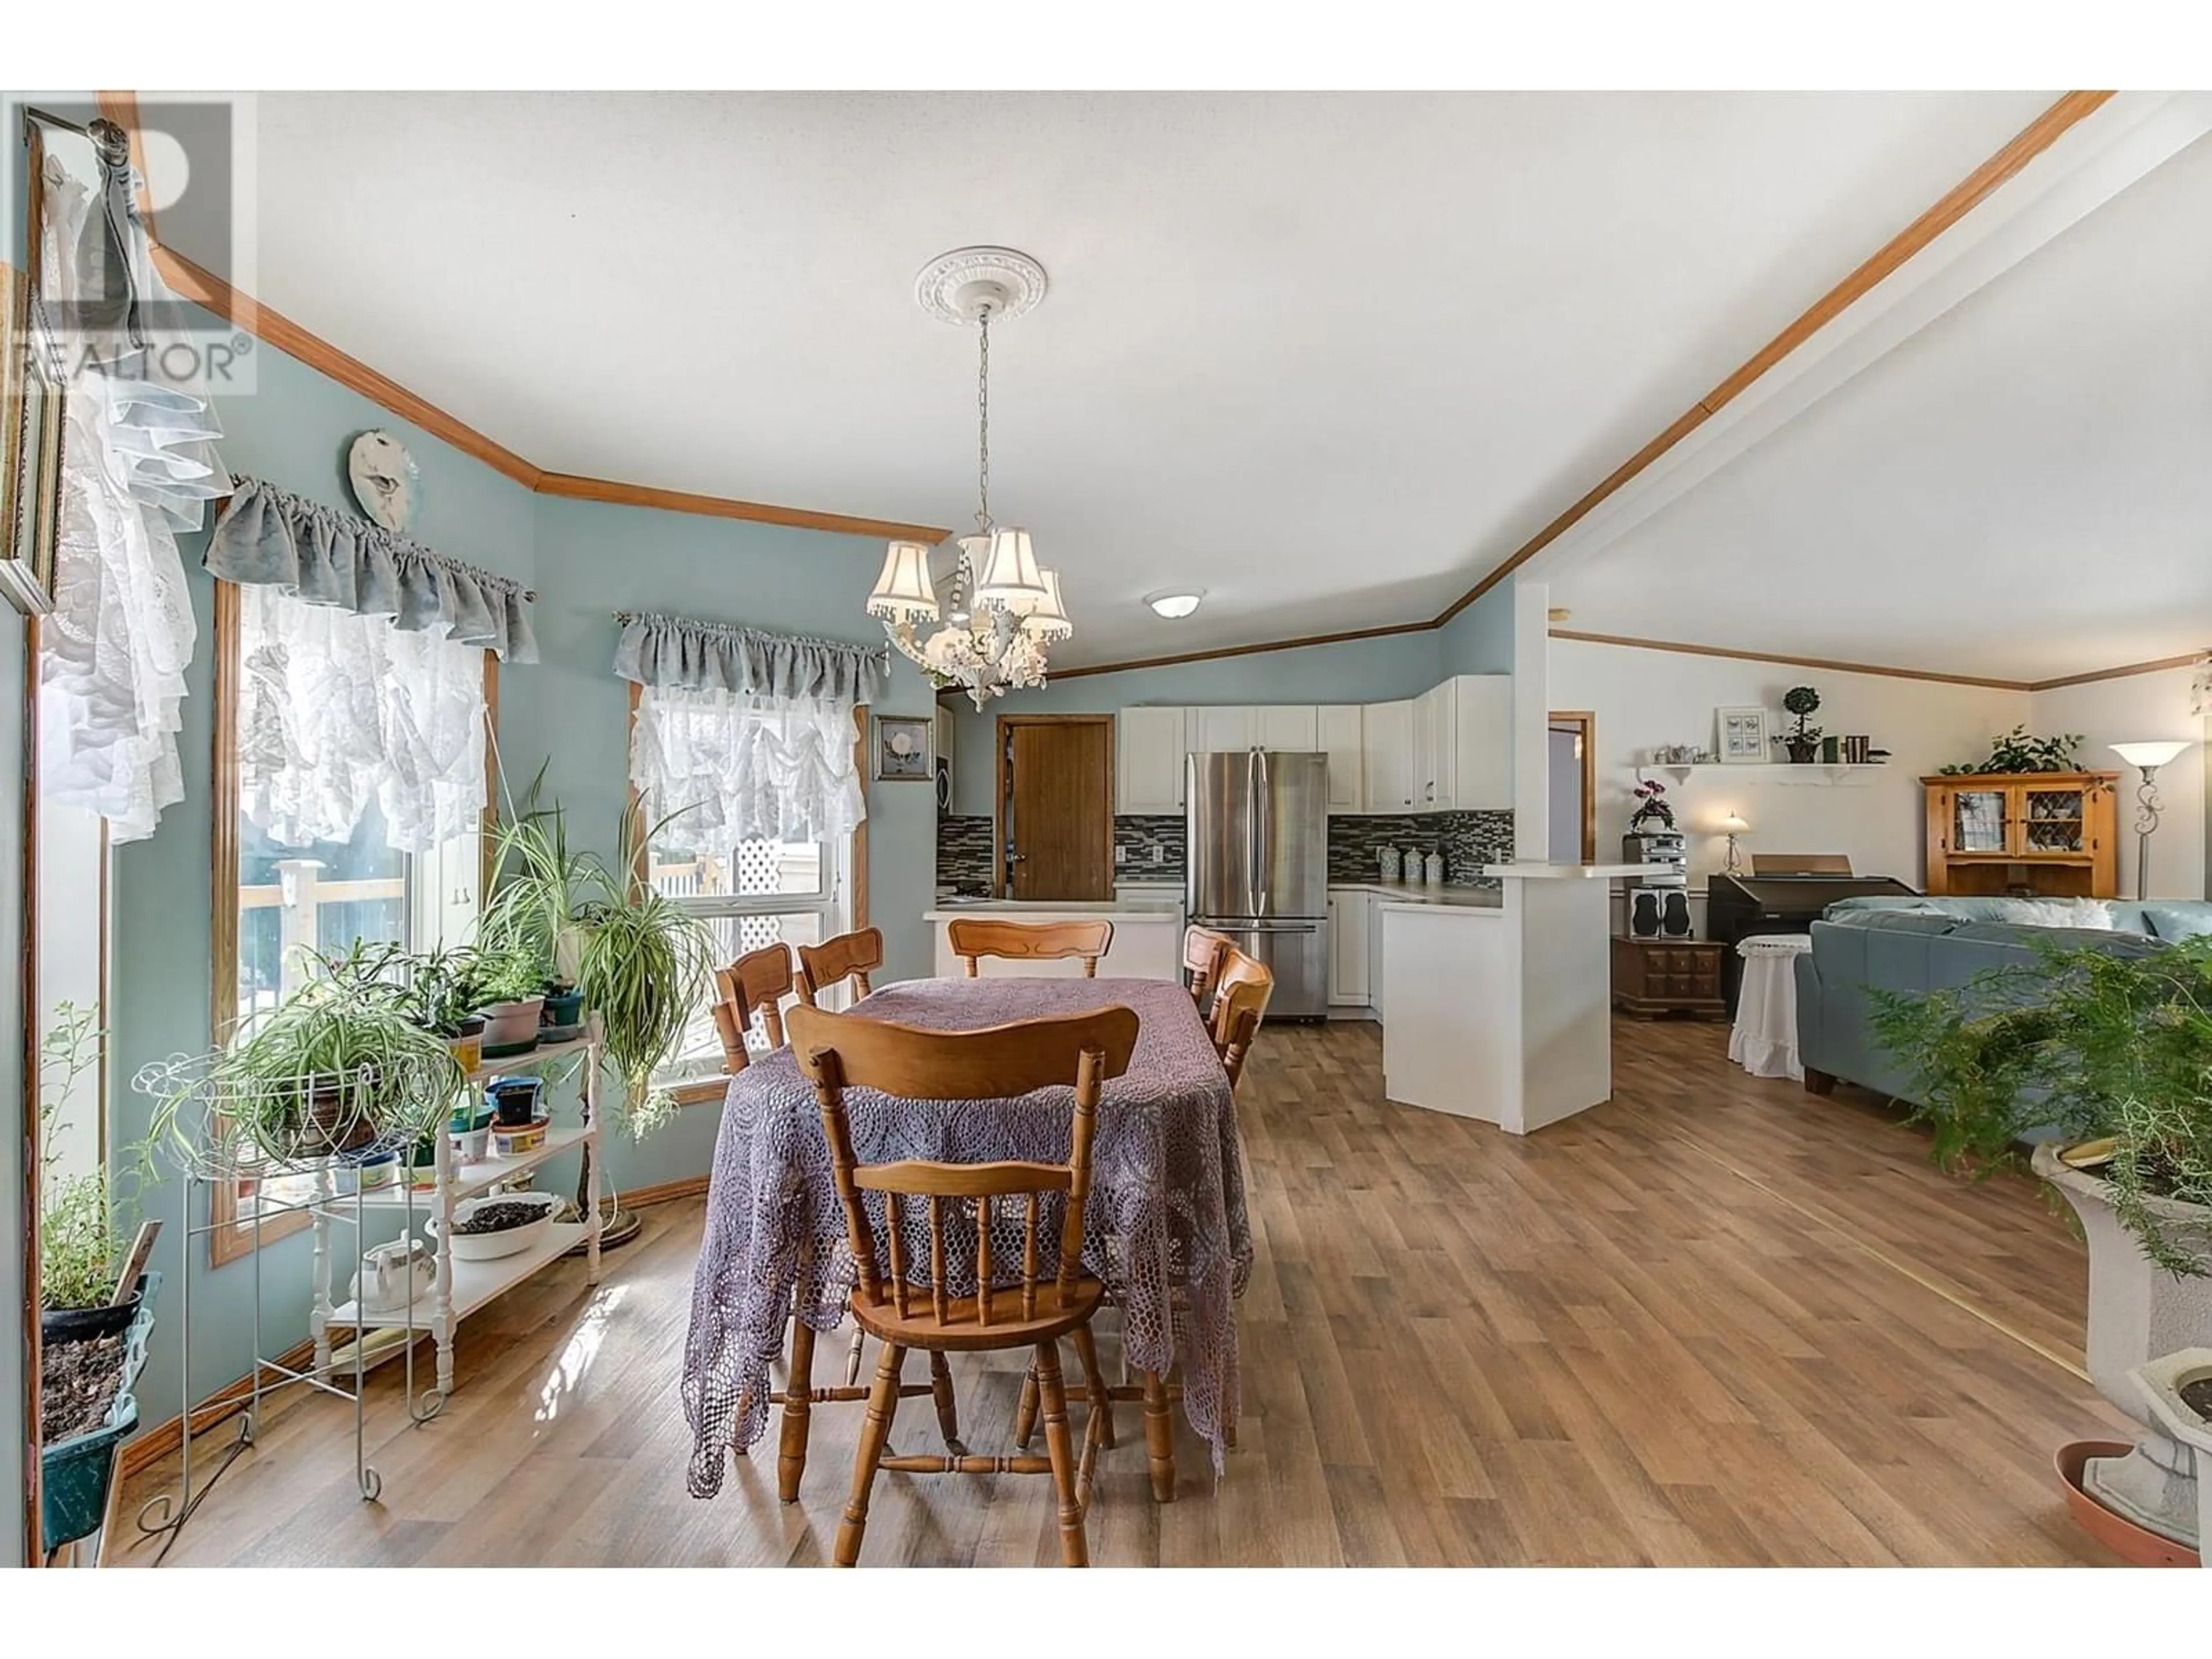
[{"x1": 680, "y1": 974, "x2": 1252, "y2": 1501}]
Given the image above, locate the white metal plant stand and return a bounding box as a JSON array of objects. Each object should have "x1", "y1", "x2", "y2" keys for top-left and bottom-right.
[{"x1": 128, "y1": 1021, "x2": 603, "y2": 1562}]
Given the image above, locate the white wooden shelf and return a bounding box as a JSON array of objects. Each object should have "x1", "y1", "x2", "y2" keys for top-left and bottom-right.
[
  {"x1": 1652, "y1": 763, "x2": 1889, "y2": 787},
  {"x1": 325, "y1": 1124, "x2": 592, "y2": 1211},
  {"x1": 467, "y1": 1025, "x2": 599, "y2": 1083},
  {"x1": 328, "y1": 1222, "x2": 589, "y2": 1330}
]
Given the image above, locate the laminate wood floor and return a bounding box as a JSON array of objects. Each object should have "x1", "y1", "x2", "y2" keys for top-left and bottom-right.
[{"x1": 112, "y1": 1017, "x2": 2127, "y2": 1567}]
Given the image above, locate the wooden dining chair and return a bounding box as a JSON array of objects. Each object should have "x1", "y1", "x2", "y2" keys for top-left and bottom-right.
[
  {"x1": 1209, "y1": 947, "x2": 1277, "y2": 1090},
  {"x1": 947, "y1": 917, "x2": 1115, "y2": 978},
  {"x1": 794, "y1": 926, "x2": 884, "y2": 1008},
  {"x1": 1183, "y1": 925, "x2": 1233, "y2": 1015},
  {"x1": 711, "y1": 944, "x2": 796, "y2": 1074},
  {"x1": 787, "y1": 1002, "x2": 1140, "y2": 1567}
]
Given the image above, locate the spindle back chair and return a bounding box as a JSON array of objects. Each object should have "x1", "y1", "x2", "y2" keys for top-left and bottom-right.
[
  {"x1": 787, "y1": 1002, "x2": 1138, "y2": 1567},
  {"x1": 793, "y1": 925, "x2": 884, "y2": 1008},
  {"x1": 946, "y1": 916, "x2": 1115, "y2": 978},
  {"x1": 1208, "y1": 946, "x2": 1275, "y2": 1090},
  {"x1": 1183, "y1": 926, "x2": 1233, "y2": 1016},
  {"x1": 710, "y1": 944, "x2": 796, "y2": 1074}
]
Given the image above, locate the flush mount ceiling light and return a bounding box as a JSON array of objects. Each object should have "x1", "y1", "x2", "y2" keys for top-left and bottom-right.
[
  {"x1": 1145, "y1": 589, "x2": 1205, "y2": 620},
  {"x1": 868, "y1": 246, "x2": 1066, "y2": 711}
]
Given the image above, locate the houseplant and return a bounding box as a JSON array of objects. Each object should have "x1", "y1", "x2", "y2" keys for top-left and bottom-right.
[
  {"x1": 474, "y1": 942, "x2": 550, "y2": 1056},
  {"x1": 1872, "y1": 936, "x2": 2212, "y2": 1553},
  {"x1": 399, "y1": 944, "x2": 489, "y2": 1072},
  {"x1": 40, "y1": 1001, "x2": 134, "y2": 1340},
  {"x1": 158, "y1": 945, "x2": 467, "y2": 1171},
  {"x1": 1938, "y1": 725, "x2": 2085, "y2": 775},
  {"x1": 1779, "y1": 686, "x2": 1823, "y2": 764},
  {"x1": 1628, "y1": 775, "x2": 1675, "y2": 832}
]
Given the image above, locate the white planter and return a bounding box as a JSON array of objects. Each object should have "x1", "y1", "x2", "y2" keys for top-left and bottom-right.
[
  {"x1": 2033, "y1": 1143, "x2": 2212, "y2": 1548},
  {"x1": 2129, "y1": 1348, "x2": 2212, "y2": 1567}
]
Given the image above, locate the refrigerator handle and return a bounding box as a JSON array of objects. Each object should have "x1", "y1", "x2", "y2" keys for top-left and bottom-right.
[
  {"x1": 1253, "y1": 747, "x2": 1271, "y2": 918},
  {"x1": 1245, "y1": 747, "x2": 1261, "y2": 921}
]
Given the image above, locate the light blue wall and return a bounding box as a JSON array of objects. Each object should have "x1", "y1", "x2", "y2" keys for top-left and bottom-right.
[
  {"x1": 947, "y1": 628, "x2": 1448, "y2": 816},
  {"x1": 1438, "y1": 577, "x2": 1516, "y2": 676},
  {"x1": 513, "y1": 497, "x2": 942, "y2": 1193},
  {"x1": 108, "y1": 309, "x2": 539, "y2": 1426}
]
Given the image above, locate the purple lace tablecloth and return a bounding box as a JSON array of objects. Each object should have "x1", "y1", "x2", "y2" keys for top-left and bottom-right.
[{"x1": 681, "y1": 976, "x2": 1252, "y2": 1499}]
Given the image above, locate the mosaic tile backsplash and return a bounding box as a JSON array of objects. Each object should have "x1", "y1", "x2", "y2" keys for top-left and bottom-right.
[
  {"x1": 935, "y1": 815, "x2": 996, "y2": 896},
  {"x1": 1327, "y1": 810, "x2": 1514, "y2": 886},
  {"x1": 1113, "y1": 815, "x2": 1186, "y2": 880},
  {"x1": 941, "y1": 809, "x2": 1510, "y2": 894}
]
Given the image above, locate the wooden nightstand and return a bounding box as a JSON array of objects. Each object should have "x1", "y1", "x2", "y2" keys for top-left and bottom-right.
[{"x1": 1611, "y1": 936, "x2": 1727, "y2": 1019}]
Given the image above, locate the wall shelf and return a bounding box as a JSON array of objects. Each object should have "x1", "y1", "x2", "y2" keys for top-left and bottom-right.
[{"x1": 1650, "y1": 763, "x2": 1890, "y2": 787}]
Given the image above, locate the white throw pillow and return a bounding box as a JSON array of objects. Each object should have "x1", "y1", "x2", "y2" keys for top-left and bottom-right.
[{"x1": 1997, "y1": 899, "x2": 2115, "y2": 931}]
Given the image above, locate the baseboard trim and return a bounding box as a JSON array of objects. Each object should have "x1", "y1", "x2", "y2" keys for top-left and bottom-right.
[
  {"x1": 621, "y1": 1174, "x2": 709, "y2": 1209},
  {"x1": 118, "y1": 1336, "x2": 321, "y2": 1480}
]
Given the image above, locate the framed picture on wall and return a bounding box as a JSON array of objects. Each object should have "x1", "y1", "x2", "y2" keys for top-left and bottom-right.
[
  {"x1": 0, "y1": 270, "x2": 65, "y2": 616},
  {"x1": 873, "y1": 714, "x2": 934, "y2": 782},
  {"x1": 1715, "y1": 706, "x2": 1770, "y2": 765}
]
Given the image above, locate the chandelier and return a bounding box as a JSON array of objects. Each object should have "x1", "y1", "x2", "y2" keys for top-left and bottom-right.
[{"x1": 868, "y1": 247, "x2": 1070, "y2": 711}]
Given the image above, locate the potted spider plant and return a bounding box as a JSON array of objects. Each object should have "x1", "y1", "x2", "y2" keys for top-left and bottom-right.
[
  {"x1": 400, "y1": 944, "x2": 490, "y2": 1073},
  {"x1": 1872, "y1": 935, "x2": 2212, "y2": 1555},
  {"x1": 479, "y1": 767, "x2": 597, "y2": 1018},
  {"x1": 157, "y1": 942, "x2": 465, "y2": 1169},
  {"x1": 473, "y1": 943, "x2": 550, "y2": 1057}
]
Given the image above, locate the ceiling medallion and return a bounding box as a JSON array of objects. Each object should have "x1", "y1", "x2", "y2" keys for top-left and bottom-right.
[{"x1": 869, "y1": 247, "x2": 1069, "y2": 711}]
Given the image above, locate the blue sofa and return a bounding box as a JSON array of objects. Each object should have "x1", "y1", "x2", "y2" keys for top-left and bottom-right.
[{"x1": 1793, "y1": 897, "x2": 2212, "y2": 1103}]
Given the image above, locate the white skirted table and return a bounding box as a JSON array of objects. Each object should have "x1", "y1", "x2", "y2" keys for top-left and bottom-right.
[{"x1": 1729, "y1": 934, "x2": 1813, "y2": 1080}]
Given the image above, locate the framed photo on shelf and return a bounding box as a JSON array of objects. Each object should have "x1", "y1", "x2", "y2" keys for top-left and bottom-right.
[
  {"x1": 872, "y1": 713, "x2": 934, "y2": 782},
  {"x1": 1715, "y1": 706, "x2": 1770, "y2": 766},
  {"x1": 0, "y1": 270, "x2": 65, "y2": 616}
]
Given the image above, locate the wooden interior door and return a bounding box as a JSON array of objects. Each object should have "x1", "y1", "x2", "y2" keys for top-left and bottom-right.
[{"x1": 999, "y1": 716, "x2": 1113, "y2": 900}]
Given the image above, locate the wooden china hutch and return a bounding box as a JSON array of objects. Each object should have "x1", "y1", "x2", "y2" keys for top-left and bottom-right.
[{"x1": 1920, "y1": 770, "x2": 2120, "y2": 898}]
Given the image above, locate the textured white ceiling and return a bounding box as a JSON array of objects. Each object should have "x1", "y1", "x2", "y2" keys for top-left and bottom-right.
[
  {"x1": 184, "y1": 91, "x2": 2065, "y2": 666},
  {"x1": 1554, "y1": 129, "x2": 2212, "y2": 683}
]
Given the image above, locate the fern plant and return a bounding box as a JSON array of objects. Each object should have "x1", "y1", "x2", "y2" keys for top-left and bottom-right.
[{"x1": 1870, "y1": 935, "x2": 2212, "y2": 1275}]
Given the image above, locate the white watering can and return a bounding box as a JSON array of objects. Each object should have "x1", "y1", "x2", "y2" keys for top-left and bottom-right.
[{"x1": 353, "y1": 1237, "x2": 435, "y2": 1313}]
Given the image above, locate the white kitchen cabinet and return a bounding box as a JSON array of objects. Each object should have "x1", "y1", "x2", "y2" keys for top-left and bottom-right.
[
  {"x1": 1317, "y1": 705, "x2": 1363, "y2": 812},
  {"x1": 1413, "y1": 680, "x2": 1457, "y2": 809},
  {"x1": 1367, "y1": 893, "x2": 1389, "y2": 1021},
  {"x1": 1450, "y1": 675, "x2": 1513, "y2": 809},
  {"x1": 1116, "y1": 707, "x2": 1190, "y2": 815},
  {"x1": 1190, "y1": 706, "x2": 1257, "y2": 753},
  {"x1": 1362, "y1": 699, "x2": 1416, "y2": 812},
  {"x1": 1252, "y1": 704, "x2": 1320, "y2": 751},
  {"x1": 1327, "y1": 887, "x2": 1370, "y2": 1004}
]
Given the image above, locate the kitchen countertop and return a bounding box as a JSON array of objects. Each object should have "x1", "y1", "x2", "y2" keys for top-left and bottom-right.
[
  {"x1": 1329, "y1": 880, "x2": 1503, "y2": 910},
  {"x1": 924, "y1": 899, "x2": 1181, "y2": 921}
]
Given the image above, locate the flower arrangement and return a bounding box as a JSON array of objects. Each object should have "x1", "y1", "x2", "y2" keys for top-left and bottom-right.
[{"x1": 1628, "y1": 775, "x2": 1675, "y2": 831}]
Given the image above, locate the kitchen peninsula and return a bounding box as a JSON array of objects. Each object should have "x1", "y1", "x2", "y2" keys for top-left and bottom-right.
[{"x1": 1380, "y1": 863, "x2": 1646, "y2": 1133}]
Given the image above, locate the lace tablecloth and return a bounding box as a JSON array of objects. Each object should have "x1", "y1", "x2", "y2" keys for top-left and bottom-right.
[{"x1": 681, "y1": 976, "x2": 1252, "y2": 1498}]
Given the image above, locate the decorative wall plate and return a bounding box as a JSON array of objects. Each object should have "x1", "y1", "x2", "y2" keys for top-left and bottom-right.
[{"x1": 347, "y1": 430, "x2": 419, "y2": 532}]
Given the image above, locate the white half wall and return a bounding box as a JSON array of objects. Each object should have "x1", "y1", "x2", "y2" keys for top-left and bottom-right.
[
  {"x1": 1547, "y1": 636, "x2": 2032, "y2": 888},
  {"x1": 2029, "y1": 666, "x2": 2206, "y2": 901}
]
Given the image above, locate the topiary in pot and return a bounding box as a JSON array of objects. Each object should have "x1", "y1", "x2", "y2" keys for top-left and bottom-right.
[{"x1": 1780, "y1": 686, "x2": 1823, "y2": 763}]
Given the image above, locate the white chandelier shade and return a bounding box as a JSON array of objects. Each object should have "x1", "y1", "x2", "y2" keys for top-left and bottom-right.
[
  {"x1": 1023, "y1": 568, "x2": 1073, "y2": 640},
  {"x1": 866, "y1": 540, "x2": 941, "y2": 623},
  {"x1": 971, "y1": 527, "x2": 1047, "y2": 614}
]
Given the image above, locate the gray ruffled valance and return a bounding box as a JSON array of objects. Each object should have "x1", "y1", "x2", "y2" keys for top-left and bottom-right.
[
  {"x1": 207, "y1": 476, "x2": 537, "y2": 661},
  {"x1": 613, "y1": 611, "x2": 889, "y2": 707}
]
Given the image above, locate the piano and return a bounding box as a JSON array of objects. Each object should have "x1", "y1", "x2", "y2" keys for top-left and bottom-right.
[{"x1": 1705, "y1": 855, "x2": 1918, "y2": 1013}]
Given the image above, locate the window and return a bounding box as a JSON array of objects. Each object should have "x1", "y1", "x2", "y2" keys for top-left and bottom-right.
[
  {"x1": 209, "y1": 581, "x2": 493, "y2": 1263},
  {"x1": 628, "y1": 685, "x2": 863, "y2": 1090}
]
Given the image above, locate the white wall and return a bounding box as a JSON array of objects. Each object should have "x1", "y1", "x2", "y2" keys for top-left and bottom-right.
[
  {"x1": 2029, "y1": 666, "x2": 2206, "y2": 901},
  {"x1": 1547, "y1": 637, "x2": 2032, "y2": 888}
]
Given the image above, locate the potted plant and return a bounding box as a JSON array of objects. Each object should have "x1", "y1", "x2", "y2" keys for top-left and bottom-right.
[
  {"x1": 158, "y1": 944, "x2": 466, "y2": 1169},
  {"x1": 1938, "y1": 725, "x2": 2086, "y2": 775},
  {"x1": 39, "y1": 1002, "x2": 137, "y2": 1344},
  {"x1": 1628, "y1": 774, "x2": 1675, "y2": 832},
  {"x1": 1779, "y1": 686, "x2": 1823, "y2": 763},
  {"x1": 1872, "y1": 937, "x2": 2212, "y2": 1555},
  {"x1": 472, "y1": 944, "x2": 549, "y2": 1058},
  {"x1": 400, "y1": 944, "x2": 489, "y2": 1073},
  {"x1": 478, "y1": 767, "x2": 597, "y2": 1016}
]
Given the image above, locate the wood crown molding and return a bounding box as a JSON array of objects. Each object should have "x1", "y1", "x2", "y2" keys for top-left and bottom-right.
[
  {"x1": 1430, "y1": 90, "x2": 2115, "y2": 627},
  {"x1": 1547, "y1": 628, "x2": 2032, "y2": 690}
]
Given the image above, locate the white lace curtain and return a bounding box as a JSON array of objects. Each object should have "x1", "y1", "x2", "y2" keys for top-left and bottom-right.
[
  {"x1": 238, "y1": 585, "x2": 487, "y2": 854},
  {"x1": 615, "y1": 613, "x2": 888, "y2": 844},
  {"x1": 35, "y1": 149, "x2": 229, "y2": 842}
]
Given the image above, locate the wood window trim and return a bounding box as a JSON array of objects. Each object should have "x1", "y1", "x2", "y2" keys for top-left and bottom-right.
[
  {"x1": 625, "y1": 683, "x2": 870, "y2": 1106},
  {"x1": 1550, "y1": 710, "x2": 1598, "y2": 863},
  {"x1": 206, "y1": 581, "x2": 501, "y2": 1266}
]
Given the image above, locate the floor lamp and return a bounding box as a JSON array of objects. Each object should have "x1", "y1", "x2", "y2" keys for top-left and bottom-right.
[{"x1": 2109, "y1": 740, "x2": 2191, "y2": 899}]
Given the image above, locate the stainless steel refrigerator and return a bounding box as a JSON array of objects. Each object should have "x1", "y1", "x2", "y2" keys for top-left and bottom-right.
[{"x1": 1186, "y1": 749, "x2": 1330, "y2": 1018}]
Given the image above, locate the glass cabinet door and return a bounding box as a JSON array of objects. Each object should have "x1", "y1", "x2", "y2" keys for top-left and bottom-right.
[
  {"x1": 2018, "y1": 783, "x2": 2088, "y2": 855},
  {"x1": 1951, "y1": 789, "x2": 2010, "y2": 855}
]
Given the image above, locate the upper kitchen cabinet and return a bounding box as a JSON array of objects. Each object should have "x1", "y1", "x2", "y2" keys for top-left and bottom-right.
[
  {"x1": 1188, "y1": 706, "x2": 1257, "y2": 752},
  {"x1": 1451, "y1": 675, "x2": 1512, "y2": 809},
  {"x1": 1362, "y1": 699, "x2": 1417, "y2": 812},
  {"x1": 1116, "y1": 706, "x2": 1190, "y2": 815},
  {"x1": 1414, "y1": 680, "x2": 1456, "y2": 809},
  {"x1": 1252, "y1": 704, "x2": 1320, "y2": 751},
  {"x1": 1317, "y1": 705, "x2": 1363, "y2": 811}
]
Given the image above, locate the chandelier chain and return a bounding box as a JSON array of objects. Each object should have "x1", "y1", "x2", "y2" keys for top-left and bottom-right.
[{"x1": 975, "y1": 305, "x2": 993, "y2": 533}]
